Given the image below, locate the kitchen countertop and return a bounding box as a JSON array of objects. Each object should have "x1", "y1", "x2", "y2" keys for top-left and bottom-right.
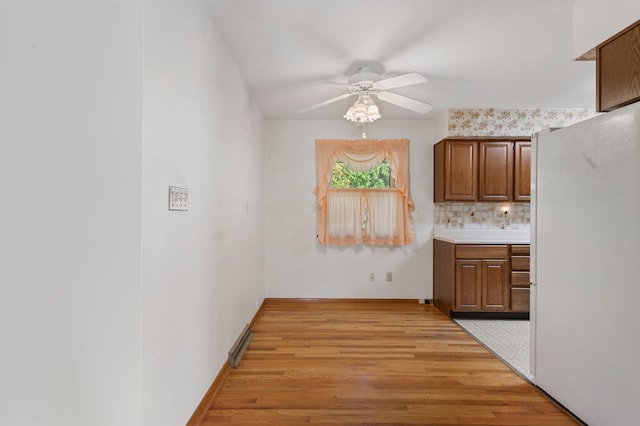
[{"x1": 433, "y1": 229, "x2": 530, "y2": 244}]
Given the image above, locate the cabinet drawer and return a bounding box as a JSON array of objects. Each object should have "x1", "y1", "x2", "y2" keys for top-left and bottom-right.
[
  {"x1": 511, "y1": 245, "x2": 530, "y2": 255},
  {"x1": 456, "y1": 245, "x2": 508, "y2": 259},
  {"x1": 511, "y1": 288, "x2": 530, "y2": 312},
  {"x1": 511, "y1": 271, "x2": 530, "y2": 286},
  {"x1": 511, "y1": 255, "x2": 530, "y2": 271}
]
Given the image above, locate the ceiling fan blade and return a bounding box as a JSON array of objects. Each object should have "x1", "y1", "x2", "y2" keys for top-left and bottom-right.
[
  {"x1": 298, "y1": 93, "x2": 355, "y2": 114},
  {"x1": 376, "y1": 91, "x2": 433, "y2": 114},
  {"x1": 375, "y1": 72, "x2": 427, "y2": 90},
  {"x1": 310, "y1": 78, "x2": 349, "y2": 86},
  {"x1": 324, "y1": 78, "x2": 350, "y2": 86}
]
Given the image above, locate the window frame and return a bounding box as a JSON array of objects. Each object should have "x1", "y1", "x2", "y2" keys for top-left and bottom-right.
[{"x1": 314, "y1": 139, "x2": 415, "y2": 246}]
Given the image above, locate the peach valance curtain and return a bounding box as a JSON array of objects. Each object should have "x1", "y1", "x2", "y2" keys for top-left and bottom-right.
[{"x1": 314, "y1": 139, "x2": 415, "y2": 246}]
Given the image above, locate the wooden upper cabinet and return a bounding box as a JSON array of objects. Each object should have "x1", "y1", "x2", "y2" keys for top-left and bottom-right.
[
  {"x1": 434, "y1": 137, "x2": 530, "y2": 202},
  {"x1": 478, "y1": 141, "x2": 513, "y2": 201},
  {"x1": 434, "y1": 140, "x2": 477, "y2": 202},
  {"x1": 513, "y1": 141, "x2": 531, "y2": 201},
  {"x1": 597, "y1": 20, "x2": 640, "y2": 112},
  {"x1": 446, "y1": 141, "x2": 478, "y2": 201}
]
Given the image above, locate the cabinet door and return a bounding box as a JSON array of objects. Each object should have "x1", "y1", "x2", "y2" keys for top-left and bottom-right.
[
  {"x1": 514, "y1": 141, "x2": 531, "y2": 201},
  {"x1": 445, "y1": 141, "x2": 477, "y2": 201},
  {"x1": 455, "y1": 259, "x2": 482, "y2": 310},
  {"x1": 479, "y1": 141, "x2": 513, "y2": 201},
  {"x1": 511, "y1": 288, "x2": 530, "y2": 312},
  {"x1": 481, "y1": 259, "x2": 510, "y2": 311},
  {"x1": 597, "y1": 21, "x2": 640, "y2": 112}
]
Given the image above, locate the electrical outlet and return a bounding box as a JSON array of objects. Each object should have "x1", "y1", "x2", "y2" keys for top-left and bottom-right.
[
  {"x1": 169, "y1": 186, "x2": 188, "y2": 211},
  {"x1": 386, "y1": 272, "x2": 392, "y2": 282},
  {"x1": 369, "y1": 272, "x2": 375, "y2": 282}
]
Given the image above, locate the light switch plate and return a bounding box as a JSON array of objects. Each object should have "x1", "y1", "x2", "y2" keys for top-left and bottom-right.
[{"x1": 169, "y1": 186, "x2": 188, "y2": 211}]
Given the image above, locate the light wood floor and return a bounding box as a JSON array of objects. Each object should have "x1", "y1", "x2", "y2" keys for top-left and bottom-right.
[{"x1": 199, "y1": 299, "x2": 580, "y2": 425}]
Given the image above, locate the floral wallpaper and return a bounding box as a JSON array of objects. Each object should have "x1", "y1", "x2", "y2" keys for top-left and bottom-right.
[{"x1": 448, "y1": 108, "x2": 597, "y2": 137}]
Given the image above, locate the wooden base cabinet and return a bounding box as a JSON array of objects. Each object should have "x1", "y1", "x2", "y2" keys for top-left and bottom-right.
[
  {"x1": 434, "y1": 240, "x2": 528, "y2": 317},
  {"x1": 455, "y1": 259, "x2": 481, "y2": 310},
  {"x1": 455, "y1": 258, "x2": 510, "y2": 311},
  {"x1": 483, "y1": 260, "x2": 511, "y2": 310}
]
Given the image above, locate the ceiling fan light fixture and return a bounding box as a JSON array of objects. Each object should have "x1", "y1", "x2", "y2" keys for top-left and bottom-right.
[
  {"x1": 344, "y1": 94, "x2": 381, "y2": 123},
  {"x1": 299, "y1": 68, "x2": 430, "y2": 119}
]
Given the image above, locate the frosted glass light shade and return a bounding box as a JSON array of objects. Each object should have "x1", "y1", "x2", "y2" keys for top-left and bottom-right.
[{"x1": 344, "y1": 95, "x2": 381, "y2": 123}]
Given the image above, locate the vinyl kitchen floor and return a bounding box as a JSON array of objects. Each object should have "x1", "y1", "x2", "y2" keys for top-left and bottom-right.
[{"x1": 454, "y1": 319, "x2": 531, "y2": 380}]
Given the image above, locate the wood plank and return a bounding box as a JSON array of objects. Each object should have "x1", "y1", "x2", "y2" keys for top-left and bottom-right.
[{"x1": 193, "y1": 299, "x2": 581, "y2": 425}]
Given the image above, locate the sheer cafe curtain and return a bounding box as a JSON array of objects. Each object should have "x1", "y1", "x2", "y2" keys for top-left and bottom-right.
[{"x1": 314, "y1": 139, "x2": 415, "y2": 246}]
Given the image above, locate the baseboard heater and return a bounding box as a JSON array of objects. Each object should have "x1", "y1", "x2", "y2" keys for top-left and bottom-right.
[{"x1": 228, "y1": 324, "x2": 253, "y2": 368}]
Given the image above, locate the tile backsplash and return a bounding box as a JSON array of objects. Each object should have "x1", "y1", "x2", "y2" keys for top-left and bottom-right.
[{"x1": 434, "y1": 202, "x2": 530, "y2": 230}]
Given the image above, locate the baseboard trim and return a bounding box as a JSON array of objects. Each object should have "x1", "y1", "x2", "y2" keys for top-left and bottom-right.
[
  {"x1": 265, "y1": 297, "x2": 419, "y2": 304},
  {"x1": 185, "y1": 362, "x2": 230, "y2": 426},
  {"x1": 250, "y1": 298, "x2": 267, "y2": 328},
  {"x1": 186, "y1": 298, "x2": 268, "y2": 426}
]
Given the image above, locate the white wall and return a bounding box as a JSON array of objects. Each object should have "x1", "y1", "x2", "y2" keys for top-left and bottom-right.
[
  {"x1": 573, "y1": 0, "x2": 640, "y2": 58},
  {"x1": 265, "y1": 120, "x2": 434, "y2": 299},
  {"x1": 0, "y1": 2, "x2": 144, "y2": 425},
  {"x1": 141, "y1": 1, "x2": 265, "y2": 425},
  {"x1": 0, "y1": 1, "x2": 265, "y2": 425},
  {"x1": 434, "y1": 110, "x2": 449, "y2": 142}
]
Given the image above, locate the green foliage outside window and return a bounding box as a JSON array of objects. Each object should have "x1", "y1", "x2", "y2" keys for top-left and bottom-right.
[{"x1": 331, "y1": 161, "x2": 391, "y2": 188}]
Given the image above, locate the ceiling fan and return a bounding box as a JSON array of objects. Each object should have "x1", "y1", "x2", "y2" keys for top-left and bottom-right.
[{"x1": 299, "y1": 66, "x2": 433, "y2": 121}]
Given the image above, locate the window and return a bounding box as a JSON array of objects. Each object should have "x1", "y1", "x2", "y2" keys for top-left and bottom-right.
[
  {"x1": 314, "y1": 139, "x2": 415, "y2": 246},
  {"x1": 331, "y1": 160, "x2": 392, "y2": 189}
]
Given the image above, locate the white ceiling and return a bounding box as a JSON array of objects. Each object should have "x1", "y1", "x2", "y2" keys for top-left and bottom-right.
[{"x1": 202, "y1": 0, "x2": 596, "y2": 120}]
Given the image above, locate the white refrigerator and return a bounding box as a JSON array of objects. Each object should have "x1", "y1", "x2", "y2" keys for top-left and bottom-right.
[{"x1": 530, "y1": 101, "x2": 640, "y2": 425}]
